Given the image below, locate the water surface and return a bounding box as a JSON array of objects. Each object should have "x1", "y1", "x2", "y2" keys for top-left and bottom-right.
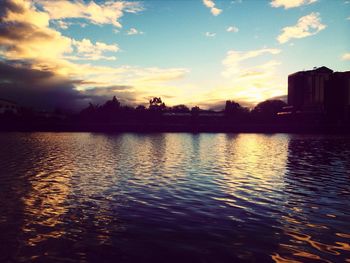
[{"x1": 0, "y1": 133, "x2": 350, "y2": 262}]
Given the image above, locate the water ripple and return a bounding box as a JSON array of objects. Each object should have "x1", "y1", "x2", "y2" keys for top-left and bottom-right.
[{"x1": 0, "y1": 133, "x2": 349, "y2": 262}]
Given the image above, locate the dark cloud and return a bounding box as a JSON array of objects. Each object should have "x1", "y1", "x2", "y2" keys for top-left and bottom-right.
[
  {"x1": 0, "y1": 22, "x2": 51, "y2": 42},
  {"x1": 0, "y1": 60, "x2": 89, "y2": 110},
  {"x1": 83, "y1": 86, "x2": 140, "y2": 106},
  {"x1": 0, "y1": 0, "x2": 24, "y2": 18},
  {"x1": 0, "y1": 60, "x2": 141, "y2": 110}
]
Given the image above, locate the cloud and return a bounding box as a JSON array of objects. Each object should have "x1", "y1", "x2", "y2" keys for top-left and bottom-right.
[
  {"x1": 226, "y1": 26, "x2": 239, "y2": 33},
  {"x1": 0, "y1": 0, "x2": 191, "y2": 109},
  {"x1": 132, "y1": 68, "x2": 190, "y2": 84},
  {"x1": 55, "y1": 20, "x2": 71, "y2": 29},
  {"x1": 0, "y1": 60, "x2": 90, "y2": 110},
  {"x1": 37, "y1": 0, "x2": 143, "y2": 28},
  {"x1": 126, "y1": 28, "x2": 144, "y2": 35},
  {"x1": 341, "y1": 53, "x2": 350, "y2": 60},
  {"x1": 0, "y1": 0, "x2": 72, "y2": 61},
  {"x1": 82, "y1": 86, "x2": 139, "y2": 106},
  {"x1": 205, "y1": 32, "x2": 216, "y2": 37},
  {"x1": 0, "y1": 58, "x2": 190, "y2": 109},
  {"x1": 69, "y1": 38, "x2": 119, "y2": 60},
  {"x1": 270, "y1": 0, "x2": 317, "y2": 9},
  {"x1": 0, "y1": 1, "x2": 120, "y2": 63},
  {"x1": 193, "y1": 47, "x2": 286, "y2": 106},
  {"x1": 222, "y1": 48, "x2": 281, "y2": 77},
  {"x1": 202, "y1": 0, "x2": 222, "y2": 16},
  {"x1": 277, "y1": 12, "x2": 326, "y2": 44}
]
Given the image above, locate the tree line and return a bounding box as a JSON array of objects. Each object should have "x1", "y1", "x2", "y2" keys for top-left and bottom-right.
[{"x1": 78, "y1": 96, "x2": 287, "y2": 123}]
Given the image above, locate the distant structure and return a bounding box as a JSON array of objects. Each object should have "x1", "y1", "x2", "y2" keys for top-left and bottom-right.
[
  {"x1": 325, "y1": 71, "x2": 350, "y2": 122},
  {"x1": 288, "y1": 67, "x2": 350, "y2": 122},
  {"x1": 0, "y1": 98, "x2": 18, "y2": 114}
]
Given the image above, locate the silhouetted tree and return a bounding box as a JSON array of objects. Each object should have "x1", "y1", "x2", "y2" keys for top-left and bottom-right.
[
  {"x1": 136, "y1": 105, "x2": 146, "y2": 112},
  {"x1": 190, "y1": 106, "x2": 200, "y2": 127},
  {"x1": 224, "y1": 100, "x2": 241, "y2": 115},
  {"x1": 169, "y1": 104, "x2": 190, "y2": 113},
  {"x1": 149, "y1": 97, "x2": 166, "y2": 112},
  {"x1": 252, "y1": 99, "x2": 286, "y2": 122},
  {"x1": 102, "y1": 96, "x2": 120, "y2": 112},
  {"x1": 99, "y1": 96, "x2": 121, "y2": 121},
  {"x1": 224, "y1": 100, "x2": 250, "y2": 122},
  {"x1": 80, "y1": 102, "x2": 98, "y2": 121},
  {"x1": 191, "y1": 106, "x2": 200, "y2": 115}
]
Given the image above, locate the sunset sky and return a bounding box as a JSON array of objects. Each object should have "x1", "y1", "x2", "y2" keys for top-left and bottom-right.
[{"x1": 0, "y1": 0, "x2": 349, "y2": 110}]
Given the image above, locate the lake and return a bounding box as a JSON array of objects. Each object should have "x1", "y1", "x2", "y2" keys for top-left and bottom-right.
[{"x1": 0, "y1": 133, "x2": 349, "y2": 262}]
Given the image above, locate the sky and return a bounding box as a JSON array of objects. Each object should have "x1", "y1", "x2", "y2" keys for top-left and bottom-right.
[{"x1": 0, "y1": 0, "x2": 349, "y2": 110}]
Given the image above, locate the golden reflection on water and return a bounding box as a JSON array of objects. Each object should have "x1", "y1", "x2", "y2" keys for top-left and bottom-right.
[
  {"x1": 21, "y1": 135, "x2": 74, "y2": 248},
  {"x1": 20, "y1": 133, "x2": 124, "y2": 252},
  {"x1": 218, "y1": 134, "x2": 289, "y2": 207},
  {"x1": 3, "y1": 133, "x2": 349, "y2": 262},
  {"x1": 271, "y1": 135, "x2": 350, "y2": 263},
  {"x1": 272, "y1": 218, "x2": 350, "y2": 263}
]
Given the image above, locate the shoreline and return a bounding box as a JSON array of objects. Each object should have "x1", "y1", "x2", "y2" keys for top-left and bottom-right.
[{"x1": 1, "y1": 122, "x2": 350, "y2": 134}]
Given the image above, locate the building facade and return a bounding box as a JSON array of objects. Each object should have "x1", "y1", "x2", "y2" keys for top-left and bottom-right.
[
  {"x1": 288, "y1": 66, "x2": 333, "y2": 112},
  {"x1": 325, "y1": 71, "x2": 350, "y2": 122},
  {"x1": 288, "y1": 67, "x2": 350, "y2": 122}
]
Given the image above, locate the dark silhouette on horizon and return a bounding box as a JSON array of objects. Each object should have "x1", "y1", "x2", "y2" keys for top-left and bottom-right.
[
  {"x1": 286, "y1": 66, "x2": 350, "y2": 124},
  {"x1": 1, "y1": 66, "x2": 350, "y2": 133}
]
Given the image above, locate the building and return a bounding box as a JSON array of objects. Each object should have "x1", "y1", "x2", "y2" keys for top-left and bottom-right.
[
  {"x1": 0, "y1": 98, "x2": 18, "y2": 114},
  {"x1": 288, "y1": 66, "x2": 333, "y2": 112},
  {"x1": 325, "y1": 71, "x2": 350, "y2": 122},
  {"x1": 288, "y1": 67, "x2": 350, "y2": 123}
]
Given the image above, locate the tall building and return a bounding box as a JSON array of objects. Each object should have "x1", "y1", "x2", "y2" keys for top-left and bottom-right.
[
  {"x1": 288, "y1": 67, "x2": 350, "y2": 122},
  {"x1": 288, "y1": 66, "x2": 333, "y2": 112},
  {"x1": 325, "y1": 71, "x2": 350, "y2": 122}
]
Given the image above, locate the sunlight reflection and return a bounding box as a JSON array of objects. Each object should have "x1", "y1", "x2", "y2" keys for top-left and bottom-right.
[
  {"x1": 219, "y1": 134, "x2": 289, "y2": 211},
  {"x1": 272, "y1": 135, "x2": 350, "y2": 262}
]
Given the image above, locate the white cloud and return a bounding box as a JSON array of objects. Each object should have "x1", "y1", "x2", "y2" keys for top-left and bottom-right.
[
  {"x1": 277, "y1": 12, "x2": 326, "y2": 44},
  {"x1": 226, "y1": 26, "x2": 239, "y2": 33},
  {"x1": 205, "y1": 32, "x2": 216, "y2": 37},
  {"x1": 70, "y1": 39, "x2": 119, "y2": 61},
  {"x1": 222, "y1": 48, "x2": 281, "y2": 77},
  {"x1": 191, "y1": 48, "x2": 285, "y2": 106},
  {"x1": 270, "y1": 0, "x2": 317, "y2": 9},
  {"x1": 55, "y1": 20, "x2": 71, "y2": 29},
  {"x1": 126, "y1": 28, "x2": 144, "y2": 35},
  {"x1": 37, "y1": 0, "x2": 143, "y2": 28},
  {"x1": 202, "y1": 0, "x2": 222, "y2": 16},
  {"x1": 341, "y1": 53, "x2": 350, "y2": 60}
]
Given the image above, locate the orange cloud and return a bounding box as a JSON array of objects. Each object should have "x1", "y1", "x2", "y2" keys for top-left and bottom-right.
[
  {"x1": 202, "y1": 0, "x2": 222, "y2": 16},
  {"x1": 0, "y1": 0, "x2": 189, "y2": 106},
  {"x1": 271, "y1": 0, "x2": 317, "y2": 9},
  {"x1": 37, "y1": 0, "x2": 143, "y2": 28}
]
